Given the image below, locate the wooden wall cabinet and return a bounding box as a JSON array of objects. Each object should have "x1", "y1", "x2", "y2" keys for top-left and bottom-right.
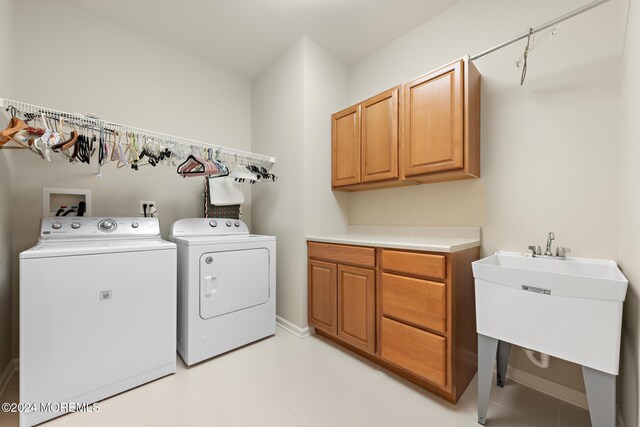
[
  {"x1": 331, "y1": 57, "x2": 480, "y2": 191},
  {"x1": 332, "y1": 87, "x2": 401, "y2": 190},
  {"x1": 401, "y1": 59, "x2": 480, "y2": 184},
  {"x1": 331, "y1": 106, "x2": 361, "y2": 187},
  {"x1": 307, "y1": 240, "x2": 480, "y2": 403}
]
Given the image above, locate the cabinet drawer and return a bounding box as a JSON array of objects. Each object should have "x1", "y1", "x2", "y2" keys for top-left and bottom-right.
[
  {"x1": 308, "y1": 242, "x2": 375, "y2": 268},
  {"x1": 381, "y1": 317, "x2": 446, "y2": 387},
  {"x1": 381, "y1": 273, "x2": 446, "y2": 334},
  {"x1": 381, "y1": 249, "x2": 445, "y2": 280}
]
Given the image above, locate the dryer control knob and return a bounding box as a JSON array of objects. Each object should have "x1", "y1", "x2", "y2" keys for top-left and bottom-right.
[
  {"x1": 225, "y1": 221, "x2": 232, "y2": 227},
  {"x1": 71, "y1": 222, "x2": 81, "y2": 229},
  {"x1": 234, "y1": 221, "x2": 240, "y2": 227},
  {"x1": 209, "y1": 220, "x2": 218, "y2": 228},
  {"x1": 52, "y1": 221, "x2": 62, "y2": 230},
  {"x1": 131, "y1": 222, "x2": 139, "y2": 229}
]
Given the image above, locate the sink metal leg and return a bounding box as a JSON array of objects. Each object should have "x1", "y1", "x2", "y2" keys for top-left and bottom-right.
[
  {"x1": 582, "y1": 366, "x2": 616, "y2": 427},
  {"x1": 496, "y1": 341, "x2": 511, "y2": 388},
  {"x1": 477, "y1": 334, "x2": 498, "y2": 426}
]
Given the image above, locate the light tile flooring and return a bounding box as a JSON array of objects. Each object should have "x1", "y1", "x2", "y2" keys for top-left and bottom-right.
[{"x1": 0, "y1": 326, "x2": 592, "y2": 427}]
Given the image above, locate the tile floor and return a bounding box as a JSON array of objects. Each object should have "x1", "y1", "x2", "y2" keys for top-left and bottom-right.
[{"x1": 0, "y1": 326, "x2": 592, "y2": 427}]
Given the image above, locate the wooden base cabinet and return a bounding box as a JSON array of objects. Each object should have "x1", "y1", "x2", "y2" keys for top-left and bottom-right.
[
  {"x1": 307, "y1": 243, "x2": 376, "y2": 354},
  {"x1": 381, "y1": 317, "x2": 447, "y2": 387},
  {"x1": 337, "y1": 265, "x2": 376, "y2": 353},
  {"x1": 308, "y1": 259, "x2": 338, "y2": 335},
  {"x1": 307, "y1": 241, "x2": 480, "y2": 403}
]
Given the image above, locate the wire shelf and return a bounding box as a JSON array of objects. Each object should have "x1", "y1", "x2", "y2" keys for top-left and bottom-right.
[{"x1": 1, "y1": 98, "x2": 276, "y2": 169}]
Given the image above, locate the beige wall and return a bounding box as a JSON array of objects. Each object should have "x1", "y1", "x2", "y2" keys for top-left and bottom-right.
[
  {"x1": 0, "y1": 0, "x2": 15, "y2": 380},
  {"x1": 347, "y1": 0, "x2": 626, "y2": 393},
  {"x1": 619, "y1": 0, "x2": 640, "y2": 425},
  {"x1": 8, "y1": 0, "x2": 252, "y2": 358},
  {"x1": 252, "y1": 38, "x2": 350, "y2": 328}
]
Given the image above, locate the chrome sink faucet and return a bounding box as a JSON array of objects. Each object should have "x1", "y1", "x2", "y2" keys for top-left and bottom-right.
[
  {"x1": 528, "y1": 231, "x2": 570, "y2": 259},
  {"x1": 545, "y1": 232, "x2": 555, "y2": 256}
]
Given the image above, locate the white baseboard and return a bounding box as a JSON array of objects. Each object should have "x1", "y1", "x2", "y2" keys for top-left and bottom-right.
[
  {"x1": 276, "y1": 316, "x2": 313, "y2": 338},
  {"x1": 0, "y1": 359, "x2": 18, "y2": 397},
  {"x1": 506, "y1": 366, "x2": 588, "y2": 409}
]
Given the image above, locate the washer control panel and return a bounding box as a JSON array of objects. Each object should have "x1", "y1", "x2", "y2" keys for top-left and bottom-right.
[
  {"x1": 40, "y1": 217, "x2": 161, "y2": 240},
  {"x1": 171, "y1": 218, "x2": 249, "y2": 237}
]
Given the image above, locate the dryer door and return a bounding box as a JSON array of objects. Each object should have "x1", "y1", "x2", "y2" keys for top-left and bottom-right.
[{"x1": 200, "y1": 248, "x2": 270, "y2": 319}]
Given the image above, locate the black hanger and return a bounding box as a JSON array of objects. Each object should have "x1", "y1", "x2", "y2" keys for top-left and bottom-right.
[{"x1": 176, "y1": 154, "x2": 205, "y2": 175}]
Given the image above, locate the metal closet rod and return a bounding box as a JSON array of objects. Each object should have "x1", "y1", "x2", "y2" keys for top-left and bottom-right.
[
  {"x1": 0, "y1": 97, "x2": 276, "y2": 167},
  {"x1": 469, "y1": 0, "x2": 611, "y2": 61}
]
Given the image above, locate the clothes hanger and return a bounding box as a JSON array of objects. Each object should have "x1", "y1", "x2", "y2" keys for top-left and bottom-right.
[
  {"x1": 0, "y1": 107, "x2": 28, "y2": 146},
  {"x1": 177, "y1": 154, "x2": 206, "y2": 175},
  {"x1": 116, "y1": 131, "x2": 131, "y2": 168},
  {"x1": 51, "y1": 129, "x2": 78, "y2": 151}
]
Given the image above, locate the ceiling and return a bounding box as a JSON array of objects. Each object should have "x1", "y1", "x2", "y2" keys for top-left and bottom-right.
[{"x1": 67, "y1": 0, "x2": 460, "y2": 79}]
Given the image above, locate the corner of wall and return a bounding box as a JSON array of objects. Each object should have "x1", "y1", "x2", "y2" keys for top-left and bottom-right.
[
  {"x1": 0, "y1": 0, "x2": 16, "y2": 386},
  {"x1": 618, "y1": 0, "x2": 640, "y2": 425}
]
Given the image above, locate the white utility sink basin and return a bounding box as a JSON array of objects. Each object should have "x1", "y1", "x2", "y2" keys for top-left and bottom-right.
[
  {"x1": 472, "y1": 251, "x2": 628, "y2": 374},
  {"x1": 473, "y1": 251, "x2": 628, "y2": 426}
]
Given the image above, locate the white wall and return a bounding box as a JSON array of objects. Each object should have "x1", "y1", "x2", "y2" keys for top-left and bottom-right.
[
  {"x1": 252, "y1": 37, "x2": 349, "y2": 329},
  {"x1": 252, "y1": 40, "x2": 307, "y2": 327},
  {"x1": 8, "y1": 0, "x2": 253, "y2": 358},
  {"x1": 0, "y1": 0, "x2": 15, "y2": 381},
  {"x1": 619, "y1": 0, "x2": 640, "y2": 425},
  {"x1": 346, "y1": 0, "x2": 625, "y2": 392},
  {"x1": 302, "y1": 39, "x2": 350, "y2": 236}
]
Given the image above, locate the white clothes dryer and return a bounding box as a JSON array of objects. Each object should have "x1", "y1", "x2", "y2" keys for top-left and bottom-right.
[
  {"x1": 19, "y1": 217, "x2": 176, "y2": 427},
  {"x1": 170, "y1": 218, "x2": 276, "y2": 366}
]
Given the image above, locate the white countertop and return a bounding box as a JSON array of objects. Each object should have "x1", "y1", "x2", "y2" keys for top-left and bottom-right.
[{"x1": 306, "y1": 225, "x2": 481, "y2": 253}]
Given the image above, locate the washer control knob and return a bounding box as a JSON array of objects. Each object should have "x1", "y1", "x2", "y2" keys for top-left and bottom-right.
[
  {"x1": 71, "y1": 222, "x2": 81, "y2": 229},
  {"x1": 225, "y1": 220, "x2": 232, "y2": 227},
  {"x1": 131, "y1": 222, "x2": 139, "y2": 229},
  {"x1": 209, "y1": 220, "x2": 218, "y2": 228},
  {"x1": 98, "y1": 219, "x2": 117, "y2": 232},
  {"x1": 234, "y1": 221, "x2": 240, "y2": 227},
  {"x1": 51, "y1": 221, "x2": 62, "y2": 230}
]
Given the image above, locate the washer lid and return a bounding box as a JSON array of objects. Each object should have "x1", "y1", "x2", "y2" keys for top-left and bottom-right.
[{"x1": 20, "y1": 239, "x2": 176, "y2": 259}]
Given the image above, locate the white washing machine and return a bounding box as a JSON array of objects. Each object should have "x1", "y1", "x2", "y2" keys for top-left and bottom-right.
[
  {"x1": 19, "y1": 217, "x2": 177, "y2": 427},
  {"x1": 170, "y1": 218, "x2": 276, "y2": 366}
]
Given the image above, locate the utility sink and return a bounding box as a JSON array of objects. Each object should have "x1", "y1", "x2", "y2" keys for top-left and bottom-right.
[
  {"x1": 473, "y1": 251, "x2": 628, "y2": 427},
  {"x1": 472, "y1": 251, "x2": 628, "y2": 374}
]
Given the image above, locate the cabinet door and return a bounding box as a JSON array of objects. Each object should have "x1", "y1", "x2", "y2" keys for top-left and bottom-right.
[
  {"x1": 361, "y1": 87, "x2": 399, "y2": 183},
  {"x1": 332, "y1": 105, "x2": 361, "y2": 187},
  {"x1": 337, "y1": 265, "x2": 376, "y2": 353},
  {"x1": 308, "y1": 259, "x2": 337, "y2": 335},
  {"x1": 403, "y1": 60, "x2": 463, "y2": 177}
]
